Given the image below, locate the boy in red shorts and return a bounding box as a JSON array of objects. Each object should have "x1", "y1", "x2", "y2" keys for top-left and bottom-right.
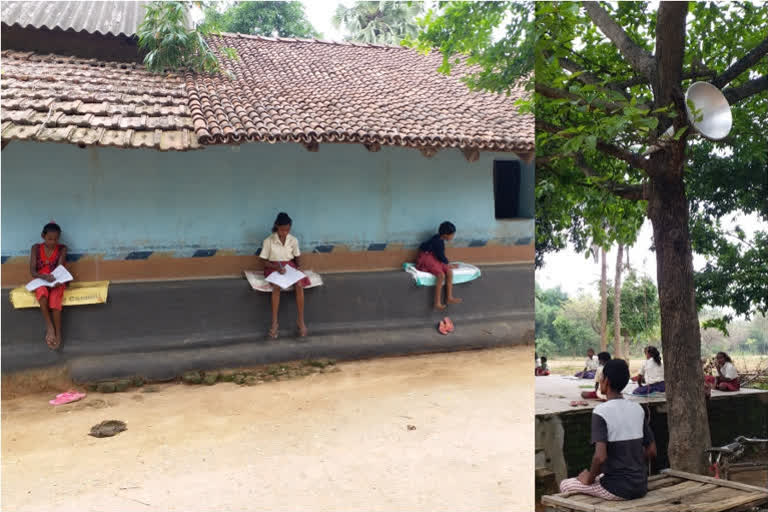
[
  {"x1": 29, "y1": 222, "x2": 68, "y2": 349},
  {"x1": 416, "y1": 221, "x2": 462, "y2": 310}
]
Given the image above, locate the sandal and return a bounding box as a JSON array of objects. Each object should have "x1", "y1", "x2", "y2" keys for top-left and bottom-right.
[
  {"x1": 438, "y1": 319, "x2": 450, "y2": 335},
  {"x1": 570, "y1": 400, "x2": 589, "y2": 407},
  {"x1": 443, "y1": 317, "x2": 454, "y2": 333}
]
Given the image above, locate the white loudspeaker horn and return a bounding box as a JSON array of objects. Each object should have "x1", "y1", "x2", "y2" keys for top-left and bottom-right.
[
  {"x1": 685, "y1": 81, "x2": 732, "y2": 141},
  {"x1": 644, "y1": 81, "x2": 732, "y2": 155}
]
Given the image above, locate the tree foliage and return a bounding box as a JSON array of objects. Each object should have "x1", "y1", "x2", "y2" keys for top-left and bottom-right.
[
  {"x1": 201, "y1": 1, "x2": 318, "y2": 38},
  {"x1": 332, "y1": 1, "x2": 423, "y2": 45},
  {"x1": 606, "y1": 271, "x2": 660, "y2": 343},
  {"x1": 535, "y1": 2, "x2": 768, "y2": 321},
  {"x1": 409, "y1": 1, "x2": 534, "y2": 95},
  {"x1": 138, "y1": 1, "x2": 236, "y2": 74}
]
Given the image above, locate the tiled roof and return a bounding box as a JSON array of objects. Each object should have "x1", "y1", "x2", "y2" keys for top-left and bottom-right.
[
  {"x1": 186, "y1": 33, "x2": 534, "y2": 153},
  {"x1": 0, "y1": 50, "x2": 198, "y2": 151},
  {"x1": 0, "y1": 1, "x2": 149, "y2": 37}
]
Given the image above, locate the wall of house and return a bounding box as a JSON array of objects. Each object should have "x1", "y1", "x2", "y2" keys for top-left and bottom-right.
[{"x1": 1, "y1": 141, "x2": 534, "y2": 284}]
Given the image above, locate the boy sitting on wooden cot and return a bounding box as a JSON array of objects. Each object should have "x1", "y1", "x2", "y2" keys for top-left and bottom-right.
[{"x1": 559, "y1": 359, "x2": 657, "y2": 501}]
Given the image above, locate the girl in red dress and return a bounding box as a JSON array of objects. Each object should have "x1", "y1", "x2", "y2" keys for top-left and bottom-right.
[{"x1": 29, "y1": 222, "x2": 68, "y2": 349}]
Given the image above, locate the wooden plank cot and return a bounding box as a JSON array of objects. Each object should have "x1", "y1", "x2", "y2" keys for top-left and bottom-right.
[{"x1": 541, "y1": 470, "x2": 768, "y2": 512}]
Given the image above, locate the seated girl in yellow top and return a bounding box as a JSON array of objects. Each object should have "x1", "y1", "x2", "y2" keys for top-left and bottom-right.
[{"x1": 260, "y1": 212, "x2": 311, "y2": 339}]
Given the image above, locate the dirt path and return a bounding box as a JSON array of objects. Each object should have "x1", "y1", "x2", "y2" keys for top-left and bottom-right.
[{"x1": 2, "y1": 346, "x2": 533, "y2": 512}]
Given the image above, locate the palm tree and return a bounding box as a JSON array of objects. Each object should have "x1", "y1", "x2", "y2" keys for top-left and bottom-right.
[{"x1": 332, "y1": 1, "x2": 424, "y2": 45}]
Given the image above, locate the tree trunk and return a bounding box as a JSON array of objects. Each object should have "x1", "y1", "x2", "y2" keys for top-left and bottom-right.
[
  {"x1": 647, "y1": 155, "x2": 710, "y2": 473},
  {"x1": 600, "y1": 247, "x2": 608, "y2": 352},
  {"x1": 613, "y1": 244, "x2": 624, "y2": 358}
]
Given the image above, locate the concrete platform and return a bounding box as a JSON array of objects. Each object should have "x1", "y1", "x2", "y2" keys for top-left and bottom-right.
[
  {"x1": 535, "y1": 374, "x2": 768, "y2": 489},
  {"x1": 1, "y1": 264, "x2": 533, "y2": 381},
  {"x1": 535, "y1": 374, "x2": 768, "y2": 415}
]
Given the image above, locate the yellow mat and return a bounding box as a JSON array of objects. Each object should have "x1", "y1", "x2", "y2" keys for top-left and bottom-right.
[{"x1": 9, "y1": 281, "x2": 110, "y2": 309}]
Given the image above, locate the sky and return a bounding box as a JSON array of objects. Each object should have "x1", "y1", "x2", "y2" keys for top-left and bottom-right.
[{"x1": 301, "y1": 0, "x2": 346, "y2": 41}]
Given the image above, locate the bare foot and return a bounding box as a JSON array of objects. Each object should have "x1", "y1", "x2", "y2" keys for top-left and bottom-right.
[
  {"x1": 446, "y1": 297, "x2": 463, "y2": 304},
  {"x1": 434, "y1": 303, "x2": 447, "y2": 311},
  {"x1": 52, "y1": 332, "x2": 62, "y2": 350},
  {"x1": 268, "y1": 323, "x2": 279, "y2": 339},
  {"x1": 45, "y1": 327, "x2": 56, "y2": 349},
  {"x1": 297, "y1": 322, "x2": 307, "y2": 337}
]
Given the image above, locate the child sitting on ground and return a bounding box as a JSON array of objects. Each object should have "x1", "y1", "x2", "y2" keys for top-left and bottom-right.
[
  {"x1": 29, "y1": 222, "x2": 68, "y2": 349},
  {"x1": 575, "y1": 348, "x2": 599, "y2": 379},
  {"x1": 705, "y1": 351, "x2": 740, "y2": 392},
  {"x1": 582, "y1": 352, "x2": 611, "y2": 400},
  {"x1": 633, "y1": 346, "x2": 665, "y2": 395},
  {"x1": 416, "y1": 221, "x2": 462, "y2": 310},
  {"x1": 560, "y1": 359, "x2": 657, "y2": 501}
]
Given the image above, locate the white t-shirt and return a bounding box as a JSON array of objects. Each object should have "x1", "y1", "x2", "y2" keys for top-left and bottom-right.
[
  {"x1": 585, "y1": 355, "x2": 599, "y2": 371},
  {"x1": 260, "y1": 233, "x2": 301, "y2": 262},
  {"x1": 642, "y1": 358, "x2": 664, "y2": 385},
  {"x1": 721, "y1": 361, "x2": 739, "y2": 380}
]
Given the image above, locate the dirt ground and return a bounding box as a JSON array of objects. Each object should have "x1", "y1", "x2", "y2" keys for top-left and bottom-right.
[{"x1": 2, "y1": 346, "x2": 533, "y2": 512}]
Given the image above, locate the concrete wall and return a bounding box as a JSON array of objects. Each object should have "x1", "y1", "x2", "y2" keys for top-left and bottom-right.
[
  {"x1": 1, "y1": 265, "x2": 534, "y2": 380},
  {"x1": 1, "y1": 141, "x2": 534, "y2": 259}
]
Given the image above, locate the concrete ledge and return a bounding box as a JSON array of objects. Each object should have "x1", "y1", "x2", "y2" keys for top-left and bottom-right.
[
  {"x1": 2, "y1": 265, "x2": 533, "y2": 378},
  {"x1": 69, "y1": 319, "x2": 532, "y2": 382}
]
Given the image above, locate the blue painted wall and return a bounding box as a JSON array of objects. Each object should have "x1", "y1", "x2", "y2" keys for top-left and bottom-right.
[{"x1": 1, "y1": 141, "x2": 534, "y2": 258}]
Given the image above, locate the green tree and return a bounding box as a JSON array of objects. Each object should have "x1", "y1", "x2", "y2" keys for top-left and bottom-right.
[
  {"x1": 201, "y1": 1, "x2": 319, "y2": 38},
  {"x1": 409, "y1": 1, "x2": 534, "y2": 94},
  {"x1": 535, "y1": 284, "x2": 569, "y2": 354},
  {"x1": 607, "y1": 271, "x2": 661, "y2": 354},
  {"x1": 534, "y1": 1, "x2": 768, "y2": 472},
  {"x1": 138, "y1": 1, "x2": 236, "y2": 74},
  {"x1": 333, "y1": 1, "x2": 424, "y2": 45},
  {"x1": 553, "y1": 294, "x2": 601, "y2": 356}
]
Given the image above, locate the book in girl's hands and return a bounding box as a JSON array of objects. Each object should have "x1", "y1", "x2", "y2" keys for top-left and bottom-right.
[
  {"x1": 25, "y1": 265, "x2": 74, "y2": 291},
  {"x1": 265, "y1": 265, "x2": 306, "y2": 290}
]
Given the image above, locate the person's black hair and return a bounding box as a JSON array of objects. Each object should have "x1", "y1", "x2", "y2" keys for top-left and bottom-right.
[
  {"x1": 541, "y1": 356, "x2": 548, "y2": 364},
  {"x1": 42, "y1": 222, "x2": 61, "y2": 236},
  {"x1": 602, "y1": 359, "x2": 630, "y2": 392},
  {"x1": 272, "y1": 212, "x2": 292, "y2": 233},
  {"x1": 716, "y1": 351, "x2": 733, "y2": 364},
  {"x1": 597, "y1": 351, "x2": 611, "y2": 364},
  {"x1": 646, "y1": 346, "x2": 662, "y2": 365},
  {"x1": 438, "y1": 221, "x2": 456, "y2": 236}
]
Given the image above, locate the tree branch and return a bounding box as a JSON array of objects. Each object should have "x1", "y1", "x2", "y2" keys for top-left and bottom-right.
[
  {"x1": 583, "y1": 1, "x2": 655, "y2": 79},
  {"x1": 535, "y1": 83, "x2": 626, "y2": 112},
  {"x1": 712, "y1": 35, "x2": 768, "y2": 89},
  {"x1": 653, "y1": 2, "x2": 688, "y2": 109},
  {"x1": 722, "y1": 75, "x2": 768, "y2": 106},
  {"x1": 536, "y1": 120, "x2": 651, "y2": 173},
  {"x1": 574, "y1": 155, "x2": 647, "y2": 200}
]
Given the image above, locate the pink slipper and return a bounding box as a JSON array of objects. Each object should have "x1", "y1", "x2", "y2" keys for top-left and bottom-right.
[
  {"x1": 438, "y1": 320, "x2": 450, "y2": 335},
  {"x1": 443, "y1": 317, "x2": 455, "y2": 333},
  {"x1": 49, "y1": 391, "x2": 86, "y2": 405}
]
